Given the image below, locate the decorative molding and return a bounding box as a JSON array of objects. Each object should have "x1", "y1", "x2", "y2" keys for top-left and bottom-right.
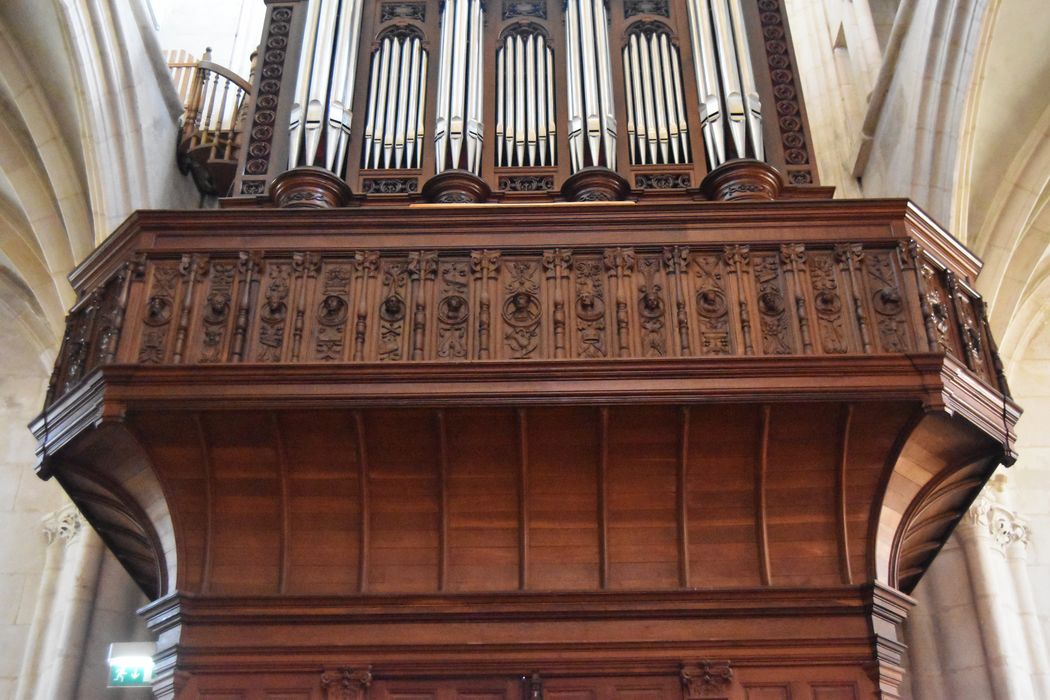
[
  {"x1": 321, "y1": 667, "x2": 372, "y2": 700},
  {"x1": 681, "y1": 661, "x2": 733, "y2": 698},
  {"x1": 381, "y1": 1, "x2": 426, "y2": 22},
  {"x1": 43, "y1": 505, "x2": 84, "y2": 546},
  {"x1": 503, "y1": 0, "x2": 546, "y2": 20},
  {"x1": 967, "y1": 494, "x2": 1030, "y2": 552}
]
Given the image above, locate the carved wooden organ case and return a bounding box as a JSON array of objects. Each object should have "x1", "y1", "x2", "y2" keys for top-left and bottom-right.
[{"x1": 32, "y1": 1, "x2": 1018, "y2": 700}]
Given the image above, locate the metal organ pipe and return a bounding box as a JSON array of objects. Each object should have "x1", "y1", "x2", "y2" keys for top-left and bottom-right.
[
  {"x1": 685, "y1": 0, "x2": 765, "y2": 167},
  {"x1": 496, "y1": 28, "x2": 557, "y2": 168},
  {"x1": 565, "y1": 0, "x2": 617, "y2": 171},
  {"x1": 435, "y1": 0, "x2": 485, "y2": 174},
  {"x1": 362, "y1": 31, "x2": 428, "y2": 170},
  {"x1": 288, "y1": 0, "x2": 365, "y2": 173},
  {"x1": 622, "y1": 25, "x2": 691, "y2": 166}
]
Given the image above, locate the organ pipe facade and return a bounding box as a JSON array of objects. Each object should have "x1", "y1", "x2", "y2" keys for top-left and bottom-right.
[{"x1": 238, "y1": 0, "x2": 819, "y2": 200}]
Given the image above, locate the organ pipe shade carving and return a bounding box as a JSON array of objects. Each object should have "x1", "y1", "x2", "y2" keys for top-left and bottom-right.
[
  {"x1": 565, "y1": 0, "x2": 617, "y2": 171},
  {"x1": 685, "y1": 0, "x2": 763, "y2": 168},
  {"x1": 362, "y1": 27, "x2": 429, "y2": 170},
  {"x1": 622, "y1": 23, "x2": 690, "y2": 165},
  {"x1": 288, "y1": 0, "x2": 365, "y2": 174},
  {"x1": 435, "y1": 0, "x2": 486, "y2": 174},
  {"x1": 496, "y1": 26, "x2": 557, "y2": 167}
]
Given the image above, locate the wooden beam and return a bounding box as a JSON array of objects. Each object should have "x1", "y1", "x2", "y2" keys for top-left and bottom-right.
[
  {"x1": 354, "y1": 410, "x2": 370, "y2": 593},
  {"x1": 517, "y1": 408, "x2": 529, "y2": 590},
  {"x1": 756, "y1": 404, "x2": 771, "y2": 586},
  {"x1": 272, "y1": 412, "x2": 291, "y2": 594},
  {"x1": 193, "y1": 413, "x2": 214, "y2": 594},
  {"x1": 678, "y1": 406, "x2": 690, "y2": 587},
  {"x1": 838, "y1": 403, "x2": 854, "y2": 585},
  {"x1": 599, "y1": 406, "x2": 609, "y2": 589}
]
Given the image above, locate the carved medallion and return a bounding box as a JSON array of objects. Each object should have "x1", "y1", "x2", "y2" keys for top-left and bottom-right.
[
  {"x1": 314, "y1": 265, "x2": 353, "y2": 360},
  {"x1": 637, "y1": 256, "x2": 667, "y2": 356},
  {"x1": 503, "y1": 261, "x2": 542, "y2": 359},
  {"x1": 694, "y1": 254, "x2": 731, "y2": 355},
  {"x1": 200, "y1": 261, "x2": 236, "y2": 362},
  {"x1": 437, "y1": 262, "x2": 470, "y2": 360},
  {"x1": 809, "y1": 252, "x2": 848, "y2": 353},
  {"x1": 257, "y1": 263, "x2": 292, "y2": 361}
]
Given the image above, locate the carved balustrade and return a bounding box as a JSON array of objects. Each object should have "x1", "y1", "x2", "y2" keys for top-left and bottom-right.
[{"x1": 45, "y1": 203, "x2": 1007, "y2": 409}]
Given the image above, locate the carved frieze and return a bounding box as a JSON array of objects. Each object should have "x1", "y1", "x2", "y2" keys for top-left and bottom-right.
[
  {"x1": 752, "y1": 252, "x2": 793, "y2": 355},
  {"x1": 437, "y1": 261, "x2": 471, "y2": 360},
  {"x1": 378, "y1": 259, "x2": 410, "y2": 361},
  {"x1": 503, "y1": 261, "x2": 542, "y2": 359},
  {"x1": 693, "y1": 253, "x2": 732, "y2": 356},
  {"x1": 200, "y1": 261, "x2": 237, "y2": 362},
  {"x1": 138, "y1": 265, "x2": 181, "y2": 364},
  {"x1": 864, "y1": 251, "x2": 910, "y2": 353},
  {"x1": 637, "y1": 256, "x2": 667, "y2": 357},
  {"x1": 315, "y1": 263, "x2": 354, "y2": 361},
  {"x1": 808, "y1": 252, "x2": 848, "y2": 354},
  {"x1": 257, "y1": 262, "x2": 292, "y2": 361},
  {"x1": 471, "y1": 251, "x2": 501, "y2": 359},
  {"x1": 574, "y1": 258, "x2": 608, "y2": 358}
]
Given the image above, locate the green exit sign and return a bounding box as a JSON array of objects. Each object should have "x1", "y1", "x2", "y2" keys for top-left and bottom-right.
[
  {"x1": 107, "y1": 642, "x2": 156, "y2": 688},
  {"x1": 109, "y1": 663, "x2": 152, "y2": 687}
]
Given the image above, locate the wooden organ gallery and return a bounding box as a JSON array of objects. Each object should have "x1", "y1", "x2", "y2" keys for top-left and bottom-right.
[{"x1": 33, "y1": 1, "x2": 1019, "y2": 699}]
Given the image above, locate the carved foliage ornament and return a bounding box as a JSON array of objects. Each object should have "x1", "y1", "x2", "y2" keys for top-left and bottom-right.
[
  {"x1": 503, "y1": 261, "x2": 542, "y2": 358},
  {"x1": 681, "y1": 661, "x2": 733, "y2": 698}
]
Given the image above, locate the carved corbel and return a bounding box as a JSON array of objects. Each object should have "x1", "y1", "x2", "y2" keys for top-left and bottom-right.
[
  {"x1": 321, "y1": 666, "x2": 372, "y2": 700},
  {"x1": 681, "y1": 660, "x2": 733, "y2": 699}
]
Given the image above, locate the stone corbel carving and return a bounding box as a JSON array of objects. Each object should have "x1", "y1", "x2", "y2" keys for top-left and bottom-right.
[
  {"x1": 967, "y1": 494, "x2": 1030, "y2": 552},
  {"x1": 42, "y1": 505, "x2": 83, "y2": 546}
]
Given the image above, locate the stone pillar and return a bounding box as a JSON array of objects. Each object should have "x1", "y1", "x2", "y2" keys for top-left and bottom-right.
[
  {"x1": 12, "y1": 505, "x2": 104, "y2": 700},
  {"x1": 955, "y1": 482, "x2": 1038, "y2": 699}
]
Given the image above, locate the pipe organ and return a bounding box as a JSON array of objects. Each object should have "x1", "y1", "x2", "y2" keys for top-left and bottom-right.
[
  {"x1": 434, "y1": 0, "x2": 485, "y2": 173},
  {"x1": 266, "y1": 0, "x2": 806, "y2": 199},
  {"x1": 39, "y1": 0, "x2": 1020, "y2": 698},
  {"x1": 362, "y1": 27, "x2": 428, "y2": 169},
  {"x1": 685, "y1": 0, "x2": 763, "y2": 167},
  {"x1": 496, "y1": 25, "x2": 557, "y2": 168},
  {"x1": 288, "y1": 0, "x2": 365, "y2": 173},
  {"x1": 623, "y1": 22, "x2": 691, "y2": 165}
]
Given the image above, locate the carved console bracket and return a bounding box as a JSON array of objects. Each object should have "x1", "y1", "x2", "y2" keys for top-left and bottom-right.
[
  {"x1": 561, "y1": 167, "x2": 632, "y2": 202},
  {"x1": 270, "y1": 167, "x2": 356, "y2": 208},
  {"x1": 699, "y1": 159, "x2": 785, "y2": 202},
  {"x1": 422, "y1": 170, "x2": 492, "y2": 204},
  {"x1": 321, "y1": 666, "x2": 373, "y2": 700},
  {"x1": 681, "y1": 661, "x2": 733, "y2": 699},
  {"x1": 865, "y1": 583, "x2": 914, "y2": 700}
]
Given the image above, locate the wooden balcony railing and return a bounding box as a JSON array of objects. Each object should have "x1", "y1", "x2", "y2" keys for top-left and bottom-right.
[
  {"x1": 168, "y1": 49, "x2": 252, "y2": 196},
  {"x1": 44, "y1": 200, "x2": 1009, "y2": 409}
]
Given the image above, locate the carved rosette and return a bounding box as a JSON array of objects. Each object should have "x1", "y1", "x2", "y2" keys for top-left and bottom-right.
[
  {"x1": 239, "y1": 4, "x2": 292, "y2": 193},
  {"x1": 503, "y1": 261, "x2": 542, "y2": 359}
]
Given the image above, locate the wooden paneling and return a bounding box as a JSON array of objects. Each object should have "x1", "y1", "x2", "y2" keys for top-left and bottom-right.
[
  {"x1": 606, "y1": 405, "x2": 679, "y2": 589},
  {"x1": 366, "y1": 408, "x2": 441, "y2": 593},
  {"x1": 446, "y1": 408, "x2": 520, "y2": 591},
  {"x1": 685, "y1": 404, "x2": 761, "y2": 588},
  {"x1": 527, "y1": 407, "x2": 601, "y2": 590}
]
